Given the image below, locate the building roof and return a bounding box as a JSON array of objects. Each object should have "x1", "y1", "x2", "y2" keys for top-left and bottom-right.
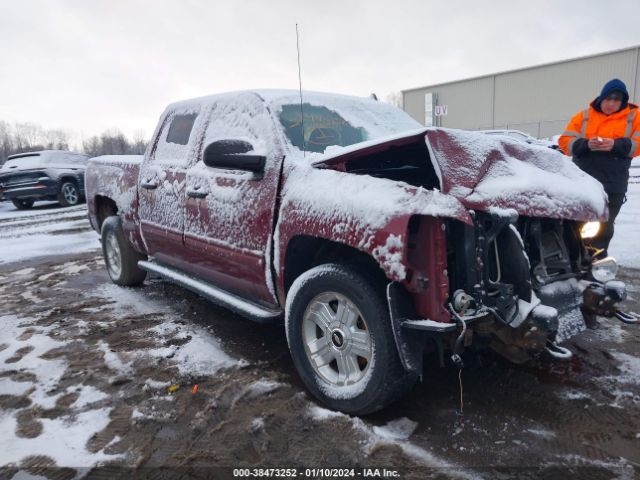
[{"x1": 402, "y1": 44, "x2": 640, "y2": 94}]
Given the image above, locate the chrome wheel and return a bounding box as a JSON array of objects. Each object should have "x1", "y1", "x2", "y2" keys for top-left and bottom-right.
[
  {"x1": 105, "y1": 231, "x2": 122, "y2": 279},
  {"x1": 302, "y1": 292, "x2": 373, "y2": 387},
  {"x1": 62, "y1": 183, "x2": 79, "y2": 205}
]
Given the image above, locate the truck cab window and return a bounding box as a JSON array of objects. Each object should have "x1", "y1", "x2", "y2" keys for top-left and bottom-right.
[{"x1": 167, "y1": 113, "x2": 197, "y2": 145}]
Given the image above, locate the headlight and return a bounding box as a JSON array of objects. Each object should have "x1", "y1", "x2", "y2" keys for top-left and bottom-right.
[
  {"x1": 592, "y1": 256, "x2": 618, "y2": 283},
  {"x1": 580, "y1": 221, "x2": 600, "y2": 239}
]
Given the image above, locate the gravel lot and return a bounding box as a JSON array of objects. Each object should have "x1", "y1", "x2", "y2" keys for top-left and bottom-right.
[{"x1": 0, "y1": 201, "x2": 639, "y2": 479}]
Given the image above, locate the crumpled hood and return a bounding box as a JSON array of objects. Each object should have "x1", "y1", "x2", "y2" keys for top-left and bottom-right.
[
  {"x1": 313, "y1": 128, "x2": 608, "y2": 222},
  {"x1": 425, "y1": 129, "x2": 608, "y2": 221}
]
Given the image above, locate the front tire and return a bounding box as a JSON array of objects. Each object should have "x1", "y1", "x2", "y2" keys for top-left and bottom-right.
[
  {"x1": 58, "y1": 181, "x2": 80, "y2": 207},
  {"x1": 101, "y1": 216, "x2": 147, "y2": 286},
  {"x1": 12, "y1": 199, "x2": 34, "y2": 210},
  {"x1": 285, "y1": 264, "x2": 416, "y2": 415}
]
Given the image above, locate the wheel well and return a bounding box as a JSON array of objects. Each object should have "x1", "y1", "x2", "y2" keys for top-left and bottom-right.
[
  {"x1": 95, "y1": 196, "x2": 118, "y2": 230},
  {"x1": 59, "y1": 176, "x2": 79, "y2": 187},
  {"x1": 284, "y1": 235, "x2": 387, "y2": 295}
]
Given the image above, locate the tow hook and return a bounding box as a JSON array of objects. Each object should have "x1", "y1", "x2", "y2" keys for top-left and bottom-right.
[
  {"x1": 615, "y1": 310, "x2": 639, "y2": 324},
  {"x1": 545, "y1": 340, "x2": 573, "y2": 360}
]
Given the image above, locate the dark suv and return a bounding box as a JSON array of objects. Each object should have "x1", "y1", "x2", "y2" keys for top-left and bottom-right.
[{"x1": 0, "y1": 150, "x2": 89, "y2": 209}]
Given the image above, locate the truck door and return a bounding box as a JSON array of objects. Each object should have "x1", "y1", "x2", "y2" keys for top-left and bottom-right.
[
  {"x1": 183, "y1": 94, "x2": 282, "y2": 305},
  {"x1": 138, "y1": 108, "x2": 204, "y2": 270}
]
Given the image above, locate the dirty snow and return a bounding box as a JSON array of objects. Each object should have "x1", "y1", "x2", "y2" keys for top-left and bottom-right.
[
  {"x1": 526, "y1": 428, "x2": 556, "y2": 439},
  {"x1": 307, "y1": 406, "x2": 480, "y2": 479},
  {"x1": 0, "y1": 313, "x2": 120, "y2": 468},
  {"x1": 0, "y1": 408, "x2": 118, "y2": 467},
  {"x1": 596, "y1": 352, "x2": 640, "y2": 407},
  {"x1": 96, "y1": 283, "x2": 240, "y2": 376},
  {"x1": 556, "y1": 390, "x2": 593, "y2": 401}
]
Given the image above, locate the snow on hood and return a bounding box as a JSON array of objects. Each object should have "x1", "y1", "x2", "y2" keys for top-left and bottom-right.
[
  {"x1": 425, "y1": 129, "x2": 608, "y2": 221},
  {"x1": 281, "y1": 162, "x2": 472, "y2": 228},
  {"x1": 313, "y1": 127, "x2": 608, "y2": 222}
]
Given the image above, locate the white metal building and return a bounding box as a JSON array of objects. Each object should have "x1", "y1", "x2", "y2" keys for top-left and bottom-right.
[{"x1": 402, "y1": 45, "x2": 640, "y2": 139}]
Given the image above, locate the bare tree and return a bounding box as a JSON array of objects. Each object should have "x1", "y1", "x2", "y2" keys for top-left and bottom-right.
[
  {"x1": 0, "y1": 121, "x2": 12, "y2": 164},
  {"x1": 43, "y1": 129, "x2": 70, "y2": 150},
  {"x1": 0, "y1": 119, "x2": 149, "y2": 165},
  {"x1": 81, "y1": 128, "x2": 149, "y2": 157},
  {"x1": 13, "y1": 122, "x2": 43, "y2": 151},
  {"x1": 385, "y1": 91, "x2": 403, "y2": 109},
  {"x1": 131, "y1": 129, "x2": 147, "y2": 155}
]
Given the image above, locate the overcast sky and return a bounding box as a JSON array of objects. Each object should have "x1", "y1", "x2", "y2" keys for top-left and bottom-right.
[{"x1": 1, "y1": 0, "x2": 640, "y2": 143}]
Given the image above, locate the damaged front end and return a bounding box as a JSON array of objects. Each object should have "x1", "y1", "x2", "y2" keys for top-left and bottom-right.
[
  {"x1": 442, "y1": 211, "x2": 632, "y2": 365},
  {"x1": 313, "y1": 126, "x2": 635, "y2": 370},
  {"x1": 389, "y1": 211, "x2": 634, "y2": 372}
]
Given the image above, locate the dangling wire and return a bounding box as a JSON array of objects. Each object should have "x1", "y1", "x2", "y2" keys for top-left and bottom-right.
[
  {"x1": 295, "y1": 23, "x2": 305, "y2": 157},
  {"x1": 458, "y1": 368, "x2": 464, "y2": 414}
]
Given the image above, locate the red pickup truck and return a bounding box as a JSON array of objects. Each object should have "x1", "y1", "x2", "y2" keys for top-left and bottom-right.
[{"x1": 86, "y1": 90, "x2": 632, "y2": 414}]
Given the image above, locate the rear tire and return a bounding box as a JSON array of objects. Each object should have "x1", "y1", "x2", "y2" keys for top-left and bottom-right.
[
  {"x1": 12, "y1": 199, "x2": 34, "y2": 210},
  {"x1": 285, "y1": 264, "x2": 417, "y2": 415},
  {"x1": 101, "y1": 216, "x2": 147, "y2": 286},
  {"x1": 58, "y1": 181, "x2": 80, "y2": 207}
]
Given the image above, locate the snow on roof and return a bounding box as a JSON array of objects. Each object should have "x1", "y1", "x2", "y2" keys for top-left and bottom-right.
[{"x1": 165, "y1": 89, "x2": 373, "y2": 110}]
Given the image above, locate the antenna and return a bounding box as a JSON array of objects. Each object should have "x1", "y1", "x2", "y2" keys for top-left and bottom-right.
[{"x1": 296, "y1": 23, "x2": 305, "y2": 157}]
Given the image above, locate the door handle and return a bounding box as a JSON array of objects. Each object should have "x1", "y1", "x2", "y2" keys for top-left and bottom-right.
[
  {"x1": 186, "y1": 187, "x2": 208, "y2": 198},
  {"x1": 140, "y1": 180, "x2": 159, "y2": 190}
]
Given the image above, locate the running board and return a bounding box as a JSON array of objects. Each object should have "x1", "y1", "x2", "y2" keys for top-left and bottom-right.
[{"x1": 138, "y1": 261, "x2": 281, "y2": 323}]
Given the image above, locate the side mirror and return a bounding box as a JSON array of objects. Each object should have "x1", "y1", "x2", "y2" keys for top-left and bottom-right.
[{"x1": 202, "y1": 139, "x2": 266, "y2": 174}]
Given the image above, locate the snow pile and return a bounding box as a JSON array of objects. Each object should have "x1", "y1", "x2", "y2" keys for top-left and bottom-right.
[
  {"x1": 372, "y1": 417, "x2": 419, "y2": 441},
  {"x1": 609, "y1": 182, "x2": 640, "y2": 268},
  {"x1": 426, "y1": 128, "x2": 608, "y2": 222},
  {"x1": 232, "y1": 380, "x2": 284, "y2": 406},
  {"x1": 307, "y1": 406, "x2": 479, "y2": 479}
]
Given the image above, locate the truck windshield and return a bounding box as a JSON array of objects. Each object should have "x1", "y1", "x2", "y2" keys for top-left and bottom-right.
[
  {"x1": 279, "y1": 104, "x2": 367, "y2": 153},
  {"x1": 272, "y1": 94, "x2": 422, "y2": 157}
]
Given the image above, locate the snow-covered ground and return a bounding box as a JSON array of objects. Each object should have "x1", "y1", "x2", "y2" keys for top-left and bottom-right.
[
  {"x1": 0, "y1": 201, "x2": 100, "y2": 265},
  {"x1": 0, "y1": 261, "x2": 244, "y2": 471},
  {"x1": 608, "y1": 164, "x2": 640, "y2": 268},
  {"x1": 0, "y1": 196, "x2": 638, "y2": 477}
]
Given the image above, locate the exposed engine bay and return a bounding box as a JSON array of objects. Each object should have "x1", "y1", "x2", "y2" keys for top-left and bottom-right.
[{"x1": 445, "y1": 211, "x2": 630, "y2": 364}]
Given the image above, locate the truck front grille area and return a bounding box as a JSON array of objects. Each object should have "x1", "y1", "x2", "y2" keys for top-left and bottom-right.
[
  {"x1": 519, "y1": 218, "x2": 579, "y2": 287},
  {"x1": 446, "y1": 213, "x2": 582, "y2": 327}
]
